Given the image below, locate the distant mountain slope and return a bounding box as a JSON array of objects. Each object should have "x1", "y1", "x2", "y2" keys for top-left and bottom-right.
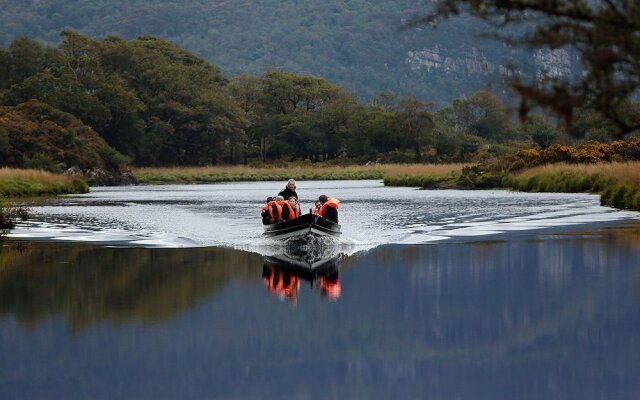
[{"x1": 0, "y1": 0, "x2": 580, "y2": 104}]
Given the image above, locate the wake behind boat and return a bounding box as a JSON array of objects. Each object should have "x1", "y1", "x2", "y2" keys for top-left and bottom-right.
[{"x1": 263, "y1": 213, "x2": 341, "y2": 239}]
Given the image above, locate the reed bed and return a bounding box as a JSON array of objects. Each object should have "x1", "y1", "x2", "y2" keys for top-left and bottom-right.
[
  {"x1": 382, "y1": 164, "x2": 470, "y2": 188},
  {"x1": 133, "y1": 163, "x2": 470, "y2": 184},
  {"x1": 513, "y1": 162, "x2": 640, "y2": 185},
  {"x1": 510, "y1": 162, "x2": 640, "y2": 211},
  {"x1": 0, "y1": 168, "x2": 89, "y2": 197}
]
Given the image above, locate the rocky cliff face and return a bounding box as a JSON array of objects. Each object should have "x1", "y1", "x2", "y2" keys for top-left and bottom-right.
[
  {"x1": 533, "y1": 48, "x2": 574, "y2": 79},
  {"x1": 406, "y1": 45, "x2": 576, "y2": 81},
  {"x1": 406, "y1": 45, "x2": 512, "y2": 76}
]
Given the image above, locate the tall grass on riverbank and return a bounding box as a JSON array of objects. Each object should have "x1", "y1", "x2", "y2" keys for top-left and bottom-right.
[
  {"x1": 509, "y1": 162, "x2": 640, "y2": 211},
  {"x1": 382, "y1": 165, "x2": 468, "y2": 188},
  {"x1": 134, "y1": 164, "x2": 469, "y2": 184},
  {"x1": 0, "y1": 168, "x2": 89, "y2": 197}
]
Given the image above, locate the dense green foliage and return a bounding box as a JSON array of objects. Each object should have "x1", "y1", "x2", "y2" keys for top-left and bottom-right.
[
  {"x1": 0, "y1": 32, "x2": 506, "y2": 167},
  {"x1": 0, "y1": 32, "x2": 635, "y2": 170},
  {"x1": 0, "y1": 99, "x2": 127, "y2": 173},
  {"x1": 0, "y1": 32, "x2": 239, "y2": 166}
]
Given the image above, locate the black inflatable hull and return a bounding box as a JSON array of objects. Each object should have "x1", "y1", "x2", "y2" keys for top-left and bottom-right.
[{"x1": 263, "y1": 213, "x2": 341, "y2": 239}]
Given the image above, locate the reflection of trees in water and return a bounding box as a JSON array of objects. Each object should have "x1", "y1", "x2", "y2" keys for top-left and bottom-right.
[
  {"x1": 0, "y1": 242, "x2": 262, "y2": 331},
  {"x1": 369, "y1": 235, "x2": 640, "y2": 361},
  {"x1": 1, "y1": 233, "x2": 639, "y2": 398}
]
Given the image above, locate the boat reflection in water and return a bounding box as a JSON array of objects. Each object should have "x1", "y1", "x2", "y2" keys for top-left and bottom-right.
[{"x1": 262, "y1": 234, "x2": 342, "y2": 303}]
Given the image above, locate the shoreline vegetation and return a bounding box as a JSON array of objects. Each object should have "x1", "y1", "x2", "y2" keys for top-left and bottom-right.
[
  {"x1": 384, "y1": 161, "x2": 640, "y2": 212},
  {"x1": 0, "y1": 168, "x2": 89, "y2": 197},
  {"x1": 132, "y1": 164, "x2": 470, "y2": 184},
  {"x1": 133, "y1": 160, "x2": 639, "y2": 211},
  {"x1": 509, "y1": 163, "x2": 640, "y2": 211},
  {"x1": 0, "y1": 168, "x2": 88, "y2": 237},
  {"x1": 1, "y1": 159, "x2": 638, "y2": 217}
]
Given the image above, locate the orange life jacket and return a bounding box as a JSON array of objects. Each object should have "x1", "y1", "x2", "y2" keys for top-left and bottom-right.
[
  {"x1": 282, "y1": 202, "x2": 301, "y2": 220},
  {"x1": 266, "y1": 201, "x2": 282, "y2": 223},
  {"x1": 319, "y1": 197, "x2": 339, "y2": 219}
]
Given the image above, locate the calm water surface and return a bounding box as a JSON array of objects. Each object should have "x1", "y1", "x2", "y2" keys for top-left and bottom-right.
[
  {"x1": 7, "y1": 180, "x2": 640, "y2": 248},
  {"x1": 1, "y1": 181, "x2": 640, "y2": 399}
]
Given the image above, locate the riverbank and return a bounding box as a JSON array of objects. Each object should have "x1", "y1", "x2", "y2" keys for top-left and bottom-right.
[
  {"x1": 385, "y1": 161, "x2": 640, "y2": 212},
  {"x1": 0, "y1": 168, "x2": 89, "y2": 197},
  {"x1": 0, "y1": 169, "x2": 89, "y2": 235},
  {"x1": 4, "y1": 161, "x2": 638, "y2": 214},
  {"x1": 133, "y1": 164, "x2": 469, "y2": 184},
  {"x1": 509, "y1": 162, "x2": 640, "y2": 211},
  {"x1": 132, "y1": 162, "x2": 640, "y2": 212}
]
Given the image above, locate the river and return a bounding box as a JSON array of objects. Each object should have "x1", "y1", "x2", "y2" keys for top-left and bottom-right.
[{"x1": 1, "y1": 180, "x2": 640, "y2": 399}]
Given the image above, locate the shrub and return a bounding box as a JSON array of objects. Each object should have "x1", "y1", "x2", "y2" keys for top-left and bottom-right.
[
  {"x1": 71, "y1": 179, "x2": 90, "y2": 193},
  {"x1": 22, "y1": 153, "x2": 62, "y2": 173},
  {"x1": 0, "y1": 203, "x2": 29, "y2": 234}
]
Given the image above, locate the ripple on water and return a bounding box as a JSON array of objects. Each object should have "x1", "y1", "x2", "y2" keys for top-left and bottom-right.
[{"x1": 8, "y1": 181, "x2": 640, "y2": 251}]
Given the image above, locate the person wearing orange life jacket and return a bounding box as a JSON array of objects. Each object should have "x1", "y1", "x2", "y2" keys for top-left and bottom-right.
[
  {"x1": 281, "y1": 196, "x2": 301, "y2": 221},
  {"x1": 261, "y1": 196, "x2": 274, "y2": 225},
  {"x1": 274, "y1": 195, "x2": 289, "y2": 219},
  {"x1": 261, "y1": 196, "x2": 284, "y2": 224},
  {"x1": 317, "y1": 194, "x2": 339, "y2": 223},
  {"x1": 312, "y1": 200, "x2": 322, "y2": 215}
]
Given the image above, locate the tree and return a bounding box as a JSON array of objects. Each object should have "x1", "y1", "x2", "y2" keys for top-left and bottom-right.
[
  {"x1": 344, "y1": 104, "x2": 396, "y2": 161},
  {"x1": 523, "y1": 114, "x2": 561, "y2": 149},
  {"x1": 393, "y1": 95, "x2": 435, "y2": 161},
  {"x1": 255, "y1": 69, "x2": 356, "y2": 161},
  {"x1": 228, "y1": 75, "x2": 264, "y2": 164},
  {"x1": 98, "y1": 34, "x2": 242, "y2": 165},
  {"x1": 0, "y1": 100, "x2": 127, "y2": 173},
  {"x1": 437, "y1": 91, "x2": 516, "y2": 142},
  {"x1": 416, "y1": 1, "x2": 640, "y2": 136},
  {"x1": 0, "y1": 38, "x2": 64, "y2": 89}
]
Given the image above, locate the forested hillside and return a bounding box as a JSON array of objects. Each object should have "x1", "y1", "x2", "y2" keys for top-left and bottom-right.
[
  {"x1": 0, "y1": 30, "x2": 628, "y2": 171},
  {"x1": 0, "y1": 0, "x2": 580, "y2": 104}
]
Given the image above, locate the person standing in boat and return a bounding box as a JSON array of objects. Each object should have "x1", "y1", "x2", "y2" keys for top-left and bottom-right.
[
  {"x1": 318, "y1": 194, "x2": 339, "y2": 223},
  {"x1": 278, "y1": 179, "x2": 298, "y2": 201}
]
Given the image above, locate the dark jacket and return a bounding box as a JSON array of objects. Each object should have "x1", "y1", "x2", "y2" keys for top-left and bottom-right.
[
  {"x1": 323, "y1": 206, "x2": 338, "y2": 223},
  {"x1": 278, "y1": 187, "x2": 298, "y2": 201}
]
